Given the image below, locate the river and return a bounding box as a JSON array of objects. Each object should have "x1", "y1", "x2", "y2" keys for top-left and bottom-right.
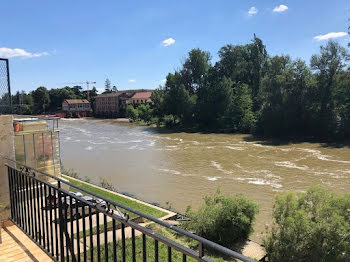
[{"x1": 59, "y1": 118, "x2": 350, "y2": 241}]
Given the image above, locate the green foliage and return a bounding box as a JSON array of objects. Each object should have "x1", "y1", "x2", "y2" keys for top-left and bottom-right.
[
  {"x1": 126, "y1": 105, "x2": 139, "y2": 121},
  {"x1": 137, "y1": 104, "x2": 153, "y2": 124},
  {"x1": 31, "y1": 86, "x2": 50, "y2": 114},
  {"x1": 151, "y1": 38, "x2": 350, "y2": 140},
  {"x1": 183, "y1": 190, "x2": 259, "y2": 247},
  {"x1": 264, "y1": 187, "x2": 350, "y2": 262}
]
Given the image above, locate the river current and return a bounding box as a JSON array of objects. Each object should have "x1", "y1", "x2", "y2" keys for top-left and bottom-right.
[{"x1": 59, "y1": 118, "x2": 350, "y2": 241}]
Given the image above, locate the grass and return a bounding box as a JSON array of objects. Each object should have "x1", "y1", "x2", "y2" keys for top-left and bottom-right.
[
  {"x1": 85, "y1": 223, "x2": 227, "y2": 262},
  {"x1": 64, "y1": 176, "x2": 167, "y2": 219}
]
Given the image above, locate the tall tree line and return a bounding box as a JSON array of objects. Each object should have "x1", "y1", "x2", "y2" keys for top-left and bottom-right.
[
  {"x1": 10, "y1": 85, "x2": 98, "y2": 115},
  {"x1": 151, "y1": 37, "x2": 350, "y2": 141}
]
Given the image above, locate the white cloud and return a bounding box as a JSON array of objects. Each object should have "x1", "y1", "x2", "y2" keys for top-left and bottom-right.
[
  {"x1": 314, "y1": 32, "x2": 348, "y2": 41},
  {"x1": 273, "y1": 5, "x2": 288, "y2": 13},
  {"x1": 161, "y1": 79, "x2": 166, "y2": 83},
  {"x1": 162, "y1": 38, "x2": 175, "y2": 47},
  {"x1": 0, "y1": 47, "x2": 49, "y2": 58},
  {"x1": 248, "y1": 6, "x2": 258, "y2": 16},
  {"x1": 129, "y1": 79, "x2": 136, "y2": 83}
]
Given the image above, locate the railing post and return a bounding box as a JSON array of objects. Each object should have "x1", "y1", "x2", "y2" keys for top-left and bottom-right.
[{"x1": 58, "y1": 181, "x2": 65, "y2": 262}]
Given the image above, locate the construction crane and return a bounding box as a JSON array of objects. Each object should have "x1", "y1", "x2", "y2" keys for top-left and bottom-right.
[{"x1": 62, "y1": 81, "x2": 96, "y2": 101}]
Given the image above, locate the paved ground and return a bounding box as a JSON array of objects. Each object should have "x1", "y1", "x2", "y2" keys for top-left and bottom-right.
[{"x1": 0, "y1": 220, "x2": 53, "y2": 262}]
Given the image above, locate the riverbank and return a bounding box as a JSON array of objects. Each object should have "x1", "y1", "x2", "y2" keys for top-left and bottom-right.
[{"x1": 63, "y1": 175, "x2": 175, "y2": 220}]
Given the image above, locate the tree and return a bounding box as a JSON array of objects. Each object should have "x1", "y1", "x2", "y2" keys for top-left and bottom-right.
[
  {"x1": 310, "y1": 40, "x2": 348, "y2": 139},
  {"x1": 137, "y1": 104, "x2": 153, "y2": 124},
  {"x1": 230, "y1": 83, "x2": 255, "y2": 133},
  {"x1": 163, "y1": 72, "x2": 195, "y2": 125},
  {"x1": 197, "y1": 74, "x2": 234, "y2": 129},
  {"x1": 264, "y1": 187, "x2": 350, "y2": 262},
  {"x1": 184, "y1": 190, "x2": 259, "y2": 247},
  {"x1": 104, "y1": 78, "x2": 112, "y2": 93},
  {"x1": 126, "y1": 105, "x2": 139, "y2": 121},
  {"x1": 31, "y1": 86, "x2": 50, "y2": 114},
  {"x1": 180, "y1": 48, "x2": 212, "y2": 94}
]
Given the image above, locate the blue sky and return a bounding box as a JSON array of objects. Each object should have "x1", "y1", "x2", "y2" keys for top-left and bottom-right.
[{"x1": 1, "y1": 0, "x2": 349, "y2": 93}]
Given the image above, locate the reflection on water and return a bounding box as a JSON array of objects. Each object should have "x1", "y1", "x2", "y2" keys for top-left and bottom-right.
[{"x1": 60, "y1": 119, "x2": 350, "y2": 241}]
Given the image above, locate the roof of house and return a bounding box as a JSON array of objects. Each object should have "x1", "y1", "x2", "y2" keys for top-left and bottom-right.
[
  {"x1": 131, "y1": 91, "x2": 152, "y2": 99},
  {"x1": 64, "y1": 99, "x2": 90, "y2": 104},
  {"x1": 96, "y1": 89, "x2": 153, "y2": 99}
]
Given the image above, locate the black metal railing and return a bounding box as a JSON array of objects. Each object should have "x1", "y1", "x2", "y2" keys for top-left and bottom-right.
[{"x1": 6, "y1": 160, "x2": 256, "y2": 262}]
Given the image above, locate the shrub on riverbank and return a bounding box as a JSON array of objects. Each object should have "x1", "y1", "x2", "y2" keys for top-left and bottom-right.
[
  {"x1": 183, "y1": 190, "x2": 259, "y2": 248},
  {"x1": 264, "y1": 187, "x2": 350, "y2": 262}
]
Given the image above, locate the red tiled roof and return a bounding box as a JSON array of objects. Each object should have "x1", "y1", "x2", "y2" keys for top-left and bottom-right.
[
  {"x1": 131, "y1": 92, "x2": 152, "y2": 99},
  {"x1": 64, "y1": 99, "x2": 90, "y2": 104}
]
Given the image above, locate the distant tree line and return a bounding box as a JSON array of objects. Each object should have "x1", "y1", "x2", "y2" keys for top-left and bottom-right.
[
  {"x1": 8, "y1": 85, "x2": 98, "y2": 115},
  {"x1": 150, "y1": 36, "x2": 350, "y2": 141}
]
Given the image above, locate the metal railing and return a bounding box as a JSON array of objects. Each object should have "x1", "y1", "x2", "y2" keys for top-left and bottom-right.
[{"x1": 6, "y1": 159, "x2": 256, "y2": 262}]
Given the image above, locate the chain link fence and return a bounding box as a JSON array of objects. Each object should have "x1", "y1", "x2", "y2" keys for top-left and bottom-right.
[{"x1": 0, "y1": 58, "x2": 12, "y2": 114}]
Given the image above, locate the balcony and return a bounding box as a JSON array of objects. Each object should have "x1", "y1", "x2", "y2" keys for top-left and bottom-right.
[{"x1": 2, "y1": 160, "x2": 258, "y2": 262}]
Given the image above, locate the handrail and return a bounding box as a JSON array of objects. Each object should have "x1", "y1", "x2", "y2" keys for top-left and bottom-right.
[{"x1": 5, "y1": 157, "x2": 257, "y2": 262}]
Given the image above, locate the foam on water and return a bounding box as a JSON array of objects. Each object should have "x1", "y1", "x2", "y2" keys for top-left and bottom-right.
[
  {"x1": 275, "y1": 161, "x2": 309, "y2": 170},
  {"x1": 85, "y1": 146, "x2": 93, "y2": 151},
  {"x1": 204, "y1": 176, "x2": 221, "y2": 181},
  {"x1": 210, "y1": 161, "x2": 234, "y2": 175},
  {"x1": 225, "y1": 146, "x2": 245, "y2": 151}
]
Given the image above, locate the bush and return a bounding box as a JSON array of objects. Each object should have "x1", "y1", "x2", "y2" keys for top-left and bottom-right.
[
  {"x1": 126, "y1": 105, "x2": 139, "y2": 121},
  {"x1": 138, "y1": 104, "x2": 153, "y2": 124},
  {"x1": 264, "y1": 187, "x2": 350, "y2": 262},
  {"x1": 183, "y1": 190, "x2": 259, "y2": 247}
]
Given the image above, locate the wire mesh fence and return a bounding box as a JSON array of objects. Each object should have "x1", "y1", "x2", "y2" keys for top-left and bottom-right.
[{"x1": 0, "y1": 58, "x2": 12, "y2": 114}]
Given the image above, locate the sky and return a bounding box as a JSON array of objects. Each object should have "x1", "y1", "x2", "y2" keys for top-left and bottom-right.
[{"x1": 0, "y1": 0, "x2": 349, "y2": 94}]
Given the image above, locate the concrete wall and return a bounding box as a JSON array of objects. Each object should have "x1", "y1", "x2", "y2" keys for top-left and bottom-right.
[{"x1": 0, "y1": 115, "x2": 15, "y2": 222}]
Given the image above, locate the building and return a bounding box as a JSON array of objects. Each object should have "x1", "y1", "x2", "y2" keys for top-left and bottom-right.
[
  {"x1": 62, "y1": 99, "x2": 92, "y2": 117},
  {"x1": 94, "y1": 89, "x2": 153, "y2": 117},
  {"x1": 130, "y1": 91, "x2": 152, "y2": 105}
]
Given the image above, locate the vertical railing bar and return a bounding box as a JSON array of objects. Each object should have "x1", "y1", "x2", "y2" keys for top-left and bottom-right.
[
  {"x1": 58, "y1": 181, "x2": 65, "y2": 262},
  {"x1": 36, "y1": 180, "x2": 42, "y2": 246},
  {"x1": 132, "y1": 228, "x2": 136, "y2": 262},
  {"x1": 168, "y1": 246, "x2": 172, "y2": 262},
  {"x1": 113, "y1": 219, "x2": 117, "y2": 262},
  {"x1": 33, "y1": 133, "x2": 37, "y2": 169},
  {"x1": 17, "y1": 170, "x2": 24, "y2": 229},
  {"x1": 7, "y1": 167, "x2": 14, "y2": 220},
  {"x1": 199, "y1": 242, "x2": 204, "y2": 259},
  {"x1": 49, "y1": 187, "x2": 54, "y2": 257},
  {"x1": 154, "y1": 239, "x2": 158, "y2": 262},
  {"x1": 70, "y1": 196, "x2": 75, "y2": 258},
  {"x1": 44, "y1": 183, "x2": 50, "y2": 253},
  {"x1": 142, "y1": 233, "x2": 146, "y2": 262},
  {"x1": 13, "y1": 168, "x2": 19, "y2": 225},
  {"x1": 44, "y1": 184, "x2": 50, "y2": 252},
  {"x1": 42, "y1": 133, "x2": 46, "y2": 172},
  {"x1": 122, "y1": 223, "x2": 126, "y2": 262},
  {"x1": 23, "y1": 134, "x2": 27, "y2": 165},
  {"x1": 18, "y1": 171, "x2": 25, "y2": 232},
  {"x1": 76, "y1": 196, "x2": 81, "y2": 262},
  {"x1": 32, "y1": 175, "x2": 38, "y2": 242},
  {"x1": 53, "y1": 189, "x2": 58, "y2": 259},
  {"x1": 50, "y1": 132, "x2": 56, "y2": 176},
  {"x1": 82, "y1": 202, "x2": 87, "y2": 262},
  {"x1": 89, "y1": 206, "x2": 93, "y2": 261},
  {"x1": 28, "y1": 176, "x2": 34, "y2": 238},
  {"x1": 104, "y1": 214, "x2": 108, "y2": 262},
  {"x1": 96, "y1": 211, "x2": 101, "y2": 262},
  {"x1": 40, "y1": 179, "x2": 46, "y2": 249},
  {"x1": 182, "y1": 254, "x2": 187, "y2": 262},
  {"x1": 64, "y1": 195, "x2": 70, "y2": 262}
]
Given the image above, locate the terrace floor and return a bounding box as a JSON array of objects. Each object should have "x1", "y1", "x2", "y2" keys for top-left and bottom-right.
[{"x1": 0, "y1": 220, "x2": 53, "y2": 262}]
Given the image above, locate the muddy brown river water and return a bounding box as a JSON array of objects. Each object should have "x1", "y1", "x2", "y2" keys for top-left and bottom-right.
[{"x1": 60, "y1": 119, "x2": 350, "y2": 241}]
